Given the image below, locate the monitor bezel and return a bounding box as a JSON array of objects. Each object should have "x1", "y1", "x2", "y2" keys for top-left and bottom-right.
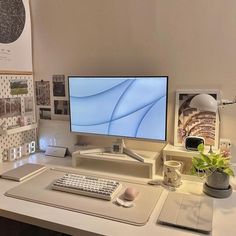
[{"x1": 68, "y1": 75, "x2": 168, "y2": 142}]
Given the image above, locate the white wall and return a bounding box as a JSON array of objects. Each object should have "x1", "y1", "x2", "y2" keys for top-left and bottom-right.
[{"x1": 30, "y1": 0, "x2": 236, "y2": 158}]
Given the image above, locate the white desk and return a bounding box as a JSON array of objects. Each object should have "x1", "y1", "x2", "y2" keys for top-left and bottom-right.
[{"x1": 0, "y1": 153, "x2": 236, "y2": 236}]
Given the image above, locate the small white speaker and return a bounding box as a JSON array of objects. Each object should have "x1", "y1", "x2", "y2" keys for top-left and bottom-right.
[{"x1": 45, "y1": 146, "x2": 67, "y2": 157}]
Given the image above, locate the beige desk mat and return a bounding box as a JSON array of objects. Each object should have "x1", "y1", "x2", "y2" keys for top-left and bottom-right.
[{"x1": 5, "y1": 169, "x2": 163, "y2": 226}]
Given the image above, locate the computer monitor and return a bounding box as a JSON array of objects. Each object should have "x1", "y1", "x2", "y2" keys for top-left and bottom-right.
[{"x1": 68, "y1": 76, "x2": 168, "y2": 142}]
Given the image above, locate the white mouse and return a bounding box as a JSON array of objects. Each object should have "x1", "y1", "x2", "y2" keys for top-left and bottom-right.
[{"x1": 124, "y1": 187, "x2": 139, "y2": 201}]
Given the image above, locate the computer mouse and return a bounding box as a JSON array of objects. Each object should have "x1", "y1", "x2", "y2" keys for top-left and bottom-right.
[{"x1": 124, "y1": 187, "x2": 139, "y2": 201}]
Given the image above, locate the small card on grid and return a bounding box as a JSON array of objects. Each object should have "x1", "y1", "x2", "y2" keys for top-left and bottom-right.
[{"x1": 0, "y1": 163, "x2": 46, "y2": 182}]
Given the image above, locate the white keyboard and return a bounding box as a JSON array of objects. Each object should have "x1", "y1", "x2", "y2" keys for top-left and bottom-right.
[{"x1": 52, "y1": 173, "x2": 122, "y2": 201}]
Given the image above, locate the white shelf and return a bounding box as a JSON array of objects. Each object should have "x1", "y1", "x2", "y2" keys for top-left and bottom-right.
[
  {"x1": 162, "y1": 144, "x2": 199, "y2": 175},
  {"x1": 162, "y1": 144, "x2": 199, "y2": 161},
  {"x1": 163, "y1": 143, "x2": 219, "y2": 162},
  {"x1": 162, "y1": 143, "x2": 223, "y2": 174},
  {"x1": 72, "y1": 148, "x2": 160, "y2": 179},
  {"x1": 0, "y1": 123, "x2": 38, "y2": 135}
]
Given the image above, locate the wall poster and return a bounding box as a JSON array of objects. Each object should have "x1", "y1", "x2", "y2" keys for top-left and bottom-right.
[
  {"x1": 35, "y1": 81, "x2": 51, "y2": 106},
  {"x1": 53, "y1": 75, "x2": 66, "y2": 97},
  {"x1": 174, "y1": 89, "x2": 220, "y2": 149},
  {"x1": 0, "y1": 0, "x2": 32, "y2": 73}
]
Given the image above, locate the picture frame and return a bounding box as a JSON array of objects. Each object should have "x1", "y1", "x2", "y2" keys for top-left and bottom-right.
[
  {"x1": 39, "y1": 107, "x2": 51, "y2": 120},
  {"x1": 52, "y1": 74, "x2": 66, "y2": 97},
  {"x1": 51, "y1": 99, "x2": 69, "y2": 121},
  {"x1": 0, "y1": 98, "x2": 22, "y2": 118},
  {"x1": 35, "y1": 81, "x2": 51, "y2": 106},
  {"x1": 174, "y1": 89, "x2": 220, "y2": 149},
  {"x1": 54, "y1": 100, "x2": 69, "y2": 115},
  {"x1": 24, "y1": 96, "x2": 34, "y2": 115},
  {"x1": 10, "y1": 79, "x2": 28, "y2": 95}
]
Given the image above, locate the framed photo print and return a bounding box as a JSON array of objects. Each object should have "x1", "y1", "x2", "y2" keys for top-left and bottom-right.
[
  {"x1": 51, "y1": 99, "x2": 69, "y2": 121},
  {"x1": 35, "y1": 81, "x2": 50, "y2": 106},
  {"x1": 174, "y1": 89, "x2": 220, "y2": 149},
  {"x1": 10, "y1": 79, "x2": 28, "y2": 95},
  {"x1": 0, "y1": 98, "x2": 21, "y2": 118},
  {"x1": 39, "y1": 107, "x2": 51, "y2": 120},
  {"x1": 53, "y1": 74, "x2": 66, "y2": 97},
  {"x1": 54, "y1": 100, "x2": 69, "y2": 115},
  {"x1": 24, "y1": 97, "x2": 34, "y2": 115}
]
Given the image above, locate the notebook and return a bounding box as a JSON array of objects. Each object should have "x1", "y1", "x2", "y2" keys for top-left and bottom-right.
[
  {"x1": 1, "y1": 163, "x2": 46, "y2": 182},
  {"x1": 158, "y1": 192, "x2": 213, "y2": 234}
]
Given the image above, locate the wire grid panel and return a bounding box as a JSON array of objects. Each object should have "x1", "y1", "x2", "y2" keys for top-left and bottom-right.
[
  {"x1": 0, "y1": 129, "x2": 36, "y2": 150},
  {"x1": 0, "y1": 75, "x2": 36, "y2": 159}
]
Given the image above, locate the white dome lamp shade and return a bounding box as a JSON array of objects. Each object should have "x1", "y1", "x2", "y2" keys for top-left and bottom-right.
[{"x1": 190, "y1": 94, "x2": 218, "y2": 112}]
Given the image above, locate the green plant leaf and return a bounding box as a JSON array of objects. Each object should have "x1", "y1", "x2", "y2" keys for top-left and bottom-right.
[
  {"x1": 191, "y1": 145, "x2": 235, "y2": 177},
  {"x1": 198, "y1": 164, "x2": 211, "y2": 170},
  {"x1": 201, "y1": 153, "x2": 211, "y2": 164},
  {"x1": 218, "y1": 159, "x2": 224, "y2": 166},
  {"x1": 212, "y1": 158, "x2": 217, "y2": 165},
  {"x1": 198, "y1": 143, "x2": 204, "y2": 152},
  {"x1": 223, "y1": 168, "x2": 235, "y2": 177},
  {"x1": 190, "y1": 166, "x2": 197, "y2": 175}
]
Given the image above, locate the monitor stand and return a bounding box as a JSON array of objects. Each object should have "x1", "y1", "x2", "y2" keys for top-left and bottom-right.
[
  {"x1": 78, "y1": 139, "x2": 145, "y2": 162},
  {"x1": 111, "y1": 139, "x2": 145, "y2": 162}
]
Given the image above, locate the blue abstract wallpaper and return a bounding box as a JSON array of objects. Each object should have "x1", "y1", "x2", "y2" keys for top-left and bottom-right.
[{"x1": 69, "y1": 77, "x2": 167, "y2": 141}]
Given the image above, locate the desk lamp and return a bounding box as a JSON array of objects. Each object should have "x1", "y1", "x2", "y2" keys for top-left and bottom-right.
[
  {"x1": 190, "y1": 93, "x2": 236, "y2": 154},
  {"x1": 190, "y1": 94, "x2": 236, "y2": 112}
]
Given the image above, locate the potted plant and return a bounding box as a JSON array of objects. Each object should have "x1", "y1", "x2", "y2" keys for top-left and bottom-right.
[{"x1": 191, "y1": 143, "x2": 234, "y2": 198}]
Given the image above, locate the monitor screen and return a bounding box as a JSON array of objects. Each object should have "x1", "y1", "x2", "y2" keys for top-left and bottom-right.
[{"x1": 68, "y1": 76, "x2": 168, "y2": 141}]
